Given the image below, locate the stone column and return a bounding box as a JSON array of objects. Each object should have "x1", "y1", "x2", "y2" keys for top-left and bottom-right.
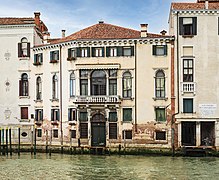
[
  {"x1": 196, "y1": 121, "x2": 201, "y2": 146},
  {"x1": 87, "y1": 108, "x2": 91, "y2": 146},
  {"x1": 105, "y1": 107, "x2": 109, "y2": 146},
  {"x1": 177, "y1": 122, "x2": 181, "y2": 147}
]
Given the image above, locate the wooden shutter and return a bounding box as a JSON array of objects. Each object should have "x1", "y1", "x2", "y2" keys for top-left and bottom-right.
[
  {"x1": 18, "y1": 43, "x2": 22, "y2": 57},
  {"x1": 131, "y1": 46, "x2": 134, "y2": 56},
  {"x1": 76, "y1": 48, "x2": 81, "y2": 57},
  {"x1": 21, "y1": 107, "x2": 28, "y2": 119},
  {"x1": 92, "y1": 47, "x2": 95, "y2": 57},
  {"x1": 192, "y1": 17, "x2": 197, "y2": 35},
  {"x1": 50, "y1": 51, "x2": 53, "y2": 61},
  {"x1": 102, "y1": 47, "x2": 105, "y2": 57},
  {"x1": 80, "y1": 123, "x2": 88, "y2": 138},
  {"x1": 179, "y1": 17, "x2": 183, "y2": 35},
  {"x1": 51, "y1": 110, "x2": 54, "y2": 121},
  {"x1": 87, "y1": 47, "x2": 90, "y2": 57},
  {"x1": 40, "y1": 110, "x2": 43, "y2": 120},
  {"x1": 57, "y1": 110, "x2": 60, "y2": 121},
  {"x1": 117, "y1": 47, "x2": 123, "y2": 56},
  {"x1": 56, "y1": 50, "x2": 59, "y2": 60},
  {"x1": 106, "y1": 47, "x2": 110, "y2": 57},
  {"x1": 68, "y1": 109, "x2": 71, "y2": 121},
  {"x1": 19, "y1": 80, "x2": 22, "y2": 96},
  {"x1": 109, "y1": 123, "x2": 117, "y2": 139},
  {"x1": 164, "y1": 45, "x2": 167, "y2": 55},
  {"x1": 27, "y1": 43, "x2": 30, "y2": 57},
  {"x1": 35, "y1": 110, "x2": 38, "y2": 121},
  {"x1": 40, "y1": 53, "x2": 43, "y2": 63},
  {"x1": 152, "y1": 45, "x2": 156, "y2": 55},
  {"x1": 34, "y1": 54, "x2": 37, "y2": 63},
  {"x1": 68, "y1": 48, "x2": 71, "y2": 58}
]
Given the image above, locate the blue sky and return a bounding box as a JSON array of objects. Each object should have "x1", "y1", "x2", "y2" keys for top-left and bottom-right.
[{"x1": 0, "y1": 0, "x2": 193, "y2": 38}]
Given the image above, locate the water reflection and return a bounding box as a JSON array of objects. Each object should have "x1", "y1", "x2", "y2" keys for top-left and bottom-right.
[{"x1": 0, "y1": 154, "x2": 218, "y2": 180}]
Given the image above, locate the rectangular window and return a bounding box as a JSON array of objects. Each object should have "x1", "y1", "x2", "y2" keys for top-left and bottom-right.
[
  {"x1": 68, "y1": 108, "x2": 77, "y2": 121},
  {"x1": 123, "y1": 47, "x2": 132, "y2": 56},
  {"x1": 109, "y1": 112, "x2": 117, "y2": 122},
  {"x1": 183, "y1": 59, "x2": 193, "y2": 82},
  {"x1": 53, "y1": 129, "x2": 58, "y2": 138},
  {"x1": 35, "y1": 109, "x2": 43, "y2": 121},
  {"x1": 123, "y1": 108, "x2": 132, "y2": 122},
  {"x1": 80, "y1": 79, "x2": 88, "y2": 95},
  {"x1": 183, "y1": 46, "x2": 193, "y2": 57},
  {"x1": 21, "y1": 107, "x2": 28, "y2": 119},
  {"x1": 155, "y1": 131, "x2": 166, "y2": 140},
  {"x1": 109, "y1": 79, "x2": 117, "y2": 95},
  {"x1": 50, "y1": 50, "x2": 59, "y2": 61},
  {"x1": 68, "y1": 48, "x2": 76, "y2": 58},
  {"x1": 51, "y1": 109, "x2": 60, "y2": 121},
  {"x1": 71, "y1": 130, "x2": 76, "y2": 138},
  {"x1": 183, "y1": 98, "x2": 193, "y2": 113},
  {"x1": 34, "y1": 53, "x2": 43, "y2": 65},
  {"x1": 37, "y1": 129, "x2": 42, "y2": 137},
  {"x1": 79, "y1": 112, "x2": 87, "y2": 121},
  {"x1": 152, "y1": 45, "x2": 167, "y2": 56},
  {"x1": 155, "y1": 108, "x2": 166, "y2": 122},
  {"x1": 109, "y1": 123, "x2": 117, "y2": 139},
  {"x1": 106, "y1": 47, "x2": 117, "y2": 57},
  {"x1": 77, "y1": 47, "x2": 90, "y2": 57},
  {"x1": 93, "y1": 48, "x2": 104, "y2": 57},
  {"x1": 80, "y1": 123, "x2": 88, "y2": 138},
  {"x1": 122, "y1": 130, "x2": 132, "y2": 139},
  {"x1": 179, "y1": 17, "x2": 197, "y2": 36},
  {"x1": 18, "y1": 42, "x2": 30, "y2": 57}
]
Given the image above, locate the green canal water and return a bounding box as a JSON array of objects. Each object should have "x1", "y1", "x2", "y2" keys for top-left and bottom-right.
[{"x1": 0, "y1": 154, "x2": 219, "y2": 180}]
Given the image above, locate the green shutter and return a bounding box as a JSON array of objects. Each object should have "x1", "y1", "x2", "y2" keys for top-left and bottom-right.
[
  {"x1": 179, "y1": 17, "x2": 183, "y2": 35},
  {"x1": 18, "y1": 43, "x2": 22, "y2": 57},
  {"x1": 51, "y1": 110, "x2": 54, "y2": 121},
  {"x1": 57, "y1": 110, "x2": 60, "y2": 121},
  {"x1": 57, "y1": 50, "x2": 59, "y2": 60},
  {"x1": 27, "y1": 43, "x2": 30, "y2": 57},
  {"x1": 117, "y1": 47, "x2": 123, "y2": 56},
  {"x1": 164, "y1": 45, "x2": 167, "y2": 55},
  {"x1": 68, "y1": 48, "x2": 71, "y2": 58},
  {"x1": 40, "y1": 110, "x2": 43, "y2": 120},
  {"x1": 76, "y1": 48, "x2": 81, "y2": 57},
  {"x1": 92, "y1": 47, "x2": 95, "y2": 57},
  {"x1": 40, "y1": 53, "x2": 43, "y2": 63},
  {"x1": 68, "y1": 109, "x2": 71, "y2": 121},
  {"x1": 192, "y1": 17, "x2": 197, "y2": 35},
  {"x1": 35, "y1": 110, "x2": 38, "y2": 121},
  {"x1": 34, "y1": 54, "x2": 37, "y2": 63},
  {"x1": 106, "y1": 47, "x2": 110, "y2": 57},
  {"x1": 50, "y1": 51, "x2": 53, "y2": 61},
  {"x1": 87, "y1": 47, "x2": 90, "y2": 57},
  {"x1": 102, "y1": 47, "x2": 105, "y2": 57},
  {"x1": 152, "y1": 45, "x2": 156, "y2": 55},
  {"x1": 131, "y1": 46, "x2": 134, "y2": 56}
]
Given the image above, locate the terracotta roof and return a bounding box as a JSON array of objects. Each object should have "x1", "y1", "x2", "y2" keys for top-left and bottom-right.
[
  {"x1": 0, "y1": 17, "x2": 35, "y2": 25},
  {"x1": 48, "y1": 22, "x2": 168, "y2": 45},
  {"x1": 172, "y1": 2, "x2": 219, "y2": 10}
]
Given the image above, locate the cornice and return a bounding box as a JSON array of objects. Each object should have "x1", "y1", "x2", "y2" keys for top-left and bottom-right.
[{"x1": 172, "y1": 9, "x2": 219, "y2": 15}]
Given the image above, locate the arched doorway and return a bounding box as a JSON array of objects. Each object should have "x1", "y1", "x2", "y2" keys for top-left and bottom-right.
[
  {"x1": 91, "y1": 113, "x2": 106, "y2": 147},
  {"x1": 91, "y1": 70, "x2": 106, "y2": 95}
]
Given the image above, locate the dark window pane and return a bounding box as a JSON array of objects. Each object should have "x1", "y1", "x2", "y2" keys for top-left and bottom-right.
[
  {"x1": 109, "y1": 123, "x2": 117, "y2": 139},
  {"x1": 109, "y1": 112, "x2": 117, "y2": 122},
  {"x1": 53, "y1": 129, "x2": 58, "y2": 138},
  {"x1": 71, "y1": 130, "x2": 76, "y2": 138},
  {"x1": 37, "y1": 129, "x2": 42, "y2": 137},
  {"x1": 123, "y1": 109, "x2": 132, "y2": 122},
  {"x1": 80, "y1": 123, "x2": 88, "y2": 138},
  {"x1": 79, "y1": 112, "x2": 87, "y2": 121},
  {"x1": 122, "y1": 130, "x2": 132, "y2": 139},
  {"x1": 183, "y1": 99, "x2": 193, "y2": 113},
  {"x1": 155, "y1": 108, "x2": 166, "y2": 122},
  {"x1": 156, "y1": 131, "x2": 166, "y2": 140}
]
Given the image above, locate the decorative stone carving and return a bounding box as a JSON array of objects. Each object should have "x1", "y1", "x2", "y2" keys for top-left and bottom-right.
[{"x1": 4, "y1": 51, "x2": 11, "y2": 61}]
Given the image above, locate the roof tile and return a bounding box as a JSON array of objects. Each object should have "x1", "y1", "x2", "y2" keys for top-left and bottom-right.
[{"x1": 172, "y1": 2, "x2": 219, "y2": 10}]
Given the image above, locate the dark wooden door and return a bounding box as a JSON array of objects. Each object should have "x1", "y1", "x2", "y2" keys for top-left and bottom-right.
[
  {"x1": 182, "y1": 122, "x2": 196, "y2": 146},
  {"x1": 91, "y1": 122, "x2": 106, "y2": 147}
]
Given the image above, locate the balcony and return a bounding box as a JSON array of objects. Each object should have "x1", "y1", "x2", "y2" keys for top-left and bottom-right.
[
  {"x1": 74, "y1": 96, "x2": 121, "y2": 104},
  {"x1": 181, "y1": 82, "x2": 196, "y2": 94}
]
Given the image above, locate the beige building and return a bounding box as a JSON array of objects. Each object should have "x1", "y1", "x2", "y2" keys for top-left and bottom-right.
[{"x1": 169, "y1": 0, "x2": 219, "y2": 150}]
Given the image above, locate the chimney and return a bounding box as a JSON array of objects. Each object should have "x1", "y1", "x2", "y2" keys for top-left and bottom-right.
[
  {"x1": 160, "y1": 30, "x2": 167, "y2": 36},
  {"x1": 205, "y1": 0, "x2": 209, "y2": 9},
  {"x1": 43, "y1": 31, "x2": 50, "y2": 44},
  {"x1": 34, "y1": 12, "x2": 41, "y2": 27},
  {"x1": 140, "y1": 24, "x2": 148, "y2": 38},
  {"x1": 62, "y1": 30, "x2": 66, "y2": 38}
]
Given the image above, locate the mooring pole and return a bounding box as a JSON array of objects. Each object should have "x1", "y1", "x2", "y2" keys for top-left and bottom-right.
[
  {"x1": 46, "y1": 130, "x2": 48, "y2": 154},
  {"x1": 9, "y1": 128, "x2": 12, "y2": 156},
  {"x1": 18, "y1": 127, "x2": 20, "y2": 156},
  {"x1": 49, "y1": 129, "x2": 52, "y2": 156},
  {"x1": 31, "y1": 126, "x2": 33, "y2": 155},
  {"x1": 6, "y1": 128, "x2": 8, "y2": 156},
  {"x1": 70, "y1": 131, "x2": 72, "y2": 155},
  {"x1": 0, "y1": 128, "x2": 1, "y2": 155},
  {"x1": 34, "y1": 126, "x2": 36, "y2": 155}
]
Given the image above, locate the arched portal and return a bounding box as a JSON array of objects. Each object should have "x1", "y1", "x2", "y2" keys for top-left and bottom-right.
[{"x1": 91, "y1": 113, "x2": 106, "y2": 147}]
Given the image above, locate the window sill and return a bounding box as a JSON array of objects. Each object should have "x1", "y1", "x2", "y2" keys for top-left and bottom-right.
[
  {"x1": 182, "y1": 35, "x2": 195, "y2": 38},
  {"x1": 34, "y1": 99, "x2": 43, "y2": 103},
  {"x1": 33, "y1": 62, "x2": 43, "y2": 66},
  {"x1": 19, "y1": 96, "x2": 30, "y2": 99},
  {"x1": 35, "y1": 120, "x2": 43, "y2": 125},
  {"x1": 122, "y1": 97, "x2": 134, "y2": 101},
  {"x1": 69, "y1": 120, "x2": 77, "y2": 125},
  {"x1": 20, "y1": 119, "x2": 30, "y2": 122},
  {"x1": 181, "y1": 112, "x2": 196, "y2": 115},
  {"x1": 19, "y1": 57, "x2": 30, "y2": 60},
  {"x1": 51, "y1": 121, "x2": 59, "y2": 125},
  {"x1": 153, "y1": 97, "x2": 168, "y2": 101},
  {"x1": 50, "y1": 60, "x2": 59, "y2": 63},
  {"x1": 50, "y1": 98, "x2": 59, "y2": 102},
  {"x1": 67, "y1": 57, "x2": 76, "y2": 61}
]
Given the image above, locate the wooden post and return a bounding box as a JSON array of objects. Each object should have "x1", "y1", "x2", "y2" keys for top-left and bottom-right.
[
  {"x1": 34, "y1": 127, "x2": 36, "y2": 155},
  {"x1": 31, "y1": 127, "x2": 33, "y2": 155},
  {"x1": 46, "y1": 130, "x2": 48, "y2": 154},
  {"x1": 0, "y1": 128, "x2": 1, "y2": 156},
  {"x1": 2, "y1": 129, "x2": 5, "y2": 155},
  {"x1": 18, "y1": 127, "x2": 20, "y2": 156},
  {"x1": 9, "y1": 128, "x2": 12, "y2": 156},
  {"x1": 70, "y1": 130, "x2": 72, "y2": 155},
  {"x1": 6, "y1": 128, "x2": 8, "y2": 156},
  {"x1": 49, "y1": 129, "x2": 52, "y2": 156}
]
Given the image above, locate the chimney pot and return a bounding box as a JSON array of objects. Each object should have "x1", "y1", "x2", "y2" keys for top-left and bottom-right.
[
  {"x1": 160, "y1": 30, "x2": 167, "y2": 36},
  {"x1": 98, "y1": 20, "x2": 104, "y2": 24},
  {"x1": 140, "y1": 24, "x2": 148, "y2": 38},
  {"x1": 62, "y1": 30, "x2": 66, "y2": 38},
  {"x1": 34, "y1": 12, "x2": 41, "y2": 28},
  {"x1": 205, "y1": 0, "x2": 209, "y2": 9}
]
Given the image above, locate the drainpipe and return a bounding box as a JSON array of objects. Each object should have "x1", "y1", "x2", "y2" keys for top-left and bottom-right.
[
  {"x1": 171, "y1": 11, "x2": 180, "y2": 157},
  {"x1": 60, "y1": 45, "x2": 63, "y2": 154},
  {"x1": 134, "y1": 40, "x2": 137, "y2": 132}
]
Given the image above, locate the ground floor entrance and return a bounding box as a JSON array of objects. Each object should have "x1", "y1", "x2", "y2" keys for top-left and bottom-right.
[
  {"x1": 91, "y1": 113, "x2": 106, "y2": 147},
  {"x1": 182, "y1": 122, "x2": 196, "y2": 146}
]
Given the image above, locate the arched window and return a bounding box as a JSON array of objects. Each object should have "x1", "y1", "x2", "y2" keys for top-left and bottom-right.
[
  {"x1": 122, "y1": 71, "x2": 132, "y2": 98},
  {"x1": 155, "y1": 70, "x2": 165, "y2": 98},
  {"x1": 91, "y1": 70, "x2": 106, "y2": 95},
  {"x1": 70, "y1": 72, "x2": 76, "y2": 97},
  {"x1": 36, "y1": 76, "x2": 42, "y2": 100},
  {"x1": 52, "y1": 75, "x2": 58, "y2": 99},
  {"x1": 18, "y1": 37, "x2": 30, "y2": 57},
  {"x1": 19, "y1": 73, "x2": 28, "y2": 96}
]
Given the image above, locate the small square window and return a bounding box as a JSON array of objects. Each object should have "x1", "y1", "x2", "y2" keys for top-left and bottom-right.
[
  {"x1": 156, "y1": 131, "x2": 166, "y2": 140},
  {"x1": 68, "y1": 108, "x2": 77, "y2": 121},
  {"x1": 21, "y1": 107, "x2": 28, "y2": 119},
  {"x1": 123, "y1": 47, "x2": 131, "y2": 56},
  {"x1": 153, "y1": 45, "x2": 167, "y2": 56},
  {"x1": 123, "y1": 108, "x2": 132, "y2": 122},
  {"x1": 37, "y1": 129, "x2": 42, "y2": 137},
  {"x1": 155, "y1": 108, "x2": 166, "y2": 122},
  {"x1": 109, "y1": 112, "x2": 117, "y2": 122},
  {"x1": 183, "y1": 99, "x2": 193, "y2": 113},
  {"x1": 79, "y1": 112, "x2": 88, "y2": 121},
  {"x1": 71, "y1": 130, "x2": 76, "y2": 138},
  {"x1": 122, "y1": 130, "x2": 132, "y2": 139},
  {"x1": 53, "y1": 129, "x2": 58, "y2": 138}
]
